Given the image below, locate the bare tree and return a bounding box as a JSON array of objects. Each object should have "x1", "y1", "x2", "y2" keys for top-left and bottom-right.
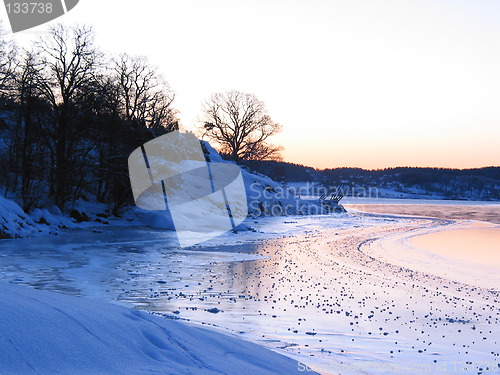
[
  {"x1": 37, "y1": 24, "x2": 100, "y2": 207},
  {"x1": 114, "y1": 53, "x2": 178, "y2": 133},
  {"x1": 15, "y1": 51, "x2": 48, "y2": 210},
  {"x1": 201, "y1": 90, "x2": 282, "y2": 161},
  {"x1": 0, "y1": 21, "x2": 17, "y2": 98},
  {"x1": 0, "y1": 23, "x2": 183, "y2": 211}
]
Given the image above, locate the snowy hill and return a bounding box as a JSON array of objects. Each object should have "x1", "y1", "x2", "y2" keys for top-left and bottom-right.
[{"x1": 202, "y1": 141, "x2": 328, "y2": 216}]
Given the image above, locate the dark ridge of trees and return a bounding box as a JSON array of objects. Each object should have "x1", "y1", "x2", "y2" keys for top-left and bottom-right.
[
  {"x1": 245, "y1": 161, "x2": 500, "y2": 201},
  {"x1": 0, "y1": 23, "x2": 178, "y2": 213},
  {"x1": 240, "y1": 159, "x2": 321, "y2": 182}
]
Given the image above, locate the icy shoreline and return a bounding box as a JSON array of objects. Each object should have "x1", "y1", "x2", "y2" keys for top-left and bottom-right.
[{"x1": 1, "y1": 206, "x2": 499, "y2": 374}]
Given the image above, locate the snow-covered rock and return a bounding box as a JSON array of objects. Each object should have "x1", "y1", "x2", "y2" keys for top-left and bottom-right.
[
  {"x1": 30, "y1": 207, "x2": 75, "y2": 229},
  {"x1": 201, "y1": 141, "x2": 329, "y2": 217},
  {"x1": 0, "y1": 197, "x2": 118, "y2": 239},
  {"x1": 0, "y1": 196, "x2": 39, "y2": 239}
]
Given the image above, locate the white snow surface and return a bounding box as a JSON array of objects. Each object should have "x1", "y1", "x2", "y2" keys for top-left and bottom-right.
[{"x1": 0, "y1": 281, "x2": 311, "y2": 375}]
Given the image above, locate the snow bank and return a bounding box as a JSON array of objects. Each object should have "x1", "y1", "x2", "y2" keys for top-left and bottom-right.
[
  {"x1": 0, "y1": 196, "x2": 39, "y2": 239},
  {"x1": 0, "y1": 282, "x2": 311, "y2": 375},
  {"x1": 0, "y1": 197, "x2": 114, "y2": 239}
]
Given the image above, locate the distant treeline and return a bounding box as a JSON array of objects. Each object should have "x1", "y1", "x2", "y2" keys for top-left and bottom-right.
[
  {"x1": 0, "y1": 24, "x2": 178, "y2": 212},
  {"x1": 241, "y1": 160, "x2": 500, "y2": 201}
]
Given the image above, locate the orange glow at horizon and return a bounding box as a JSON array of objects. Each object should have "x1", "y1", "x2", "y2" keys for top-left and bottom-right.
[
  {"x1": 275, "y1": 125, "x2": 500, "y2": 170},
  {"x1": 10, "y1": 0, "x2": 500, "y2": 171}
]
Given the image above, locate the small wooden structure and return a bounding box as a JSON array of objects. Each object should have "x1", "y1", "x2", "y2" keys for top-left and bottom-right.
[{"x1": 318, "y1": 184, "x2": 353, "y2": 213}]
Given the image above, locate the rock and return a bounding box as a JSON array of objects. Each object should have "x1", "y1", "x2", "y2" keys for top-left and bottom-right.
[
  {"x1": 206, "y1": 308, "x2": 221, "y2": 314},
  {"x1": 70, "y1": 209, "x2": 90, "y2": 223}
]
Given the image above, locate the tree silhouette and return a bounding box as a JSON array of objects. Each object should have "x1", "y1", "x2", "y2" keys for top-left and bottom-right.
[
  {"x1": 201, "y1": 90, "x2": 282, "y2": 161},
  {"x1": 113, "y1": 53, "x2": 177, "y2": 132}
]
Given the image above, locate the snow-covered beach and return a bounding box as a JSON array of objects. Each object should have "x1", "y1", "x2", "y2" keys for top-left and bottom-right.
[
  {"x1": 0, "y1": 282, "x2": 309, "y2": 375},
  {"x1": 1, "y1": 201, "x2": 499, "y2": 374}
]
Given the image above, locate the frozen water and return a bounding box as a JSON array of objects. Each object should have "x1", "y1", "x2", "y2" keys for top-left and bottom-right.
[{"x1": 0, "y1": 206, "x2": 499, "y2": 374}]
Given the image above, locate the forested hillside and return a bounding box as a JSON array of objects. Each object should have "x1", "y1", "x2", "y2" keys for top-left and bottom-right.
[
  {"x1": 242, "y1": 160, "x2": 500, "y2": 201},
  {"x1": 0, "y1": 24, "x2": 178, "y2": 213}
]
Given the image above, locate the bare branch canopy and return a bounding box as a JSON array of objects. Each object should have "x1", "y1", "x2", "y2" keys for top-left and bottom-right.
[{"x1": 200, "y1": 90, "x2": 282, "y2": 161}]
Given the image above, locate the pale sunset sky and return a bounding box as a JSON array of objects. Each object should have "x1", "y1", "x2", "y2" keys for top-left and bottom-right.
[{"x1": 4, "y1": 0, "x2": 500, "y2": 169}]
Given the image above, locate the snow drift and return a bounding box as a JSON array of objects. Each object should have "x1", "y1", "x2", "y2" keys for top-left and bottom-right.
[{"x1": 0, "y1": 282, "x2": 311, "y2": 375}]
